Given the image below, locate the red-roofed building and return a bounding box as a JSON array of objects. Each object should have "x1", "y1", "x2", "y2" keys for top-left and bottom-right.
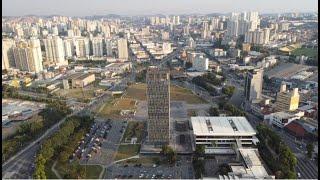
[{"x1": 284, "y1": 121, "x2": 306, "y2": 138}]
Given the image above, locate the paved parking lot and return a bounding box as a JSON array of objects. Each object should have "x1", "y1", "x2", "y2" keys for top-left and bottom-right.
[
  {"x1": 106, "y1": 156, "x2": 194, "y2": 179},
  {"x1": 80, "y1": 118, "x2": 126, "y2": 166}
]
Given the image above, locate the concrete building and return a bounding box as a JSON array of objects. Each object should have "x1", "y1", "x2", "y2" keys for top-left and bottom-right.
[
  {"x1": 162, "y1": 42, "x2": 172, "y2": 54},
  {"x1": 146, "y1": 66, "x2": 170, "y2": 145},
  {"x1": 65, "y1": 73, "x2": 96, "y2": 89},
  {"x1": 12, "y1": 40, "x2": 43, "y2": 73},
  {"x1": 43, "y1": 35, "x2": 67, "y2": 66},
  {"x1": 244, "y1": 28, "x2": 270, "y2": 45},
  {"x1": 117, "y1": 38, "x2": 129, "y2": 60},
  {"x1": 105, "y1": 38, "x2": 113, "y2": 57},
  {"x1": 193, "y1": 55, "x2": 209, "y2": 72},
  {"x1": 75, "y1": 37, "x2": 90, "y2": 58},
  {"x1": 275, "y1": 84, "x2": 300, "y2": 112},
  {"x1": 105, "y1": 62, "x2": 132, "y2": 74},
  {"x1": 2, "y1": 39, "x2": 15, "y2": 70},
  {"x1": 244, "y1": 69, "x2": 263, "y2": 102},
  {"x1": 264, "y1": 111, "x2": 304, "y2": 128},
  {"x1": 63, "y1": 38, "x2": 75, "y2": 58},
  {"x1": 227, "y1": 148, "x2": 274, "y2": 179},
  {"x1": 191, "y1": 116, "x2": 257, "y2": 154},
  {"x1": 227, "y1": 20, "x2": 239, "y2": 37},
  {"x1": 92, "y1": 37, "x2": 104, "y2": 57}
]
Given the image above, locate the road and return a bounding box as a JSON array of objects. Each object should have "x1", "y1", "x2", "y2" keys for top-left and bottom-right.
[{"x1": 2, "y1": 92, "x2": 112, "y2": 179}]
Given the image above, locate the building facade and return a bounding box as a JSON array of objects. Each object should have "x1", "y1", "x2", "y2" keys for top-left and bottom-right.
[
  {"x1": 146, "y1": 66, "x2": 170, "y2": 145},
  {"x1": 117, "y1": 38, "x2": 129, "y2": 59},
  {"x1": 244, "y1": 69, "x2": 263, "y2": 102},
  {"x1": 191, "y1": 116, "x2": 257, "y2": 154},
  {"x1": 275, "y1": 84, "x2": 300, "y2": 112},
  {"x1": 43, "y1": 35, "x2": 67, "y2": 66}
]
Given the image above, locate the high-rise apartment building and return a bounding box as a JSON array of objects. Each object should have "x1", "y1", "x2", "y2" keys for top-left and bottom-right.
[
  {"x1": 63, "y1": 38, "x2": 75, "y2": 58},
  {"x1": 244, "y1": 69, "x2": 263, "y2": 102},
  {"x1": 92, "y1": 37, "x2": 104, "y2": 57},
  {"x1": 227, "y1": 20, "x2": 239, "y2": 37},
  {"x1": 75, "y1": 37, "x2": 90, "y2": 58},
  {"x1": 275, "y1": 84, "x2": 300, "y2": 112},
  {"x1": 2, "y1": 39, "x2": 15, "y2": 70},
  {"x1": 244, "y1": 28, "x2": 270, "y2": 45},
  {"x1": 43, "y1": 35, "x2": 67, "y2": 65},
  {"x1": 117, "y1": 38, "x2": 128, "y2": 59},
  {"x1": 105, "y1": 39, "x2": 113, "y2": 57},
  {"x1": 146, "y1": 66, "x2": 170, "y2": 145},
  {"x1": 12, "y1": 39, "x2": 43, "y2": 73}
]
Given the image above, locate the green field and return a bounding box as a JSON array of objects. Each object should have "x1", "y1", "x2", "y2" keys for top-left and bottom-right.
[
  {"x1": 125, "y1": 83, "x2": 206, "y2": 104},
  {"x1": 54, "y1": 161, "x2": 103, "y2": 179},
  {"x1": 95, "y1": 97, "x2": 136, "y2": 119},
  {"x1": 115, "y1": 144, "x2": 141, "y2": 160},
  {"x1": 292, "y1": 48, "x2": 318, "y2": 59},
  {"x1": 122, "y1": 121, "x2": 145, "y2": 143}
]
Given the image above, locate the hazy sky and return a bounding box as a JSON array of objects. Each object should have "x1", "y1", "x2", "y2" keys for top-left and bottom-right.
[{"x1": 3, "y1": 0, "x2": 318, "y2": 16}]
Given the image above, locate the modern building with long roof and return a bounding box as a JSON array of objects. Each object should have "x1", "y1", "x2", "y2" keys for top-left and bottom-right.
[{"x1": 191, "y1": 116, "x2": 258, "y2": 154}]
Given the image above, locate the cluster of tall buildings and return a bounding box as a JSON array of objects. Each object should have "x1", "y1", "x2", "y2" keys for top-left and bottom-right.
[
  {"x1": 150, "y1": 16, "x2": 180, "y2": 26},
  {"x1": 225, "y1": 11, "x2": 271, "y2": 45},
  {"x1": 2, "y1": 16, "x2": 130, "y2": 73}
]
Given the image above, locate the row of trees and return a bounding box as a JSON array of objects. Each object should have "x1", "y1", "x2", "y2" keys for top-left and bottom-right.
[
  {"x1": 256, "y1": 124, "x2": 297, "y2": 179},
  {"x1": 2, "y1": 84, "x2": 66, "y2": 103},
  {"x1": 33, "y1": 115, "x2": 94, "y2": 179},
  {"x1": 218, "y1": 101, "x2": 246, "y2": 116},
  {"x1": 2, "y1": 100, "x2": 71, "y2": 163}
]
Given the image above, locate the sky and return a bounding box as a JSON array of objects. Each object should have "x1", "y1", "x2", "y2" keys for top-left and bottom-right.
[{"x1": 2, "y1": 0, "x2": 318, "y2": 16}]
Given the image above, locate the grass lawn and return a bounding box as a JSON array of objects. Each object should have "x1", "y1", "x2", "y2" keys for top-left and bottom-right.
[
  {"x1": 115, "y1": 144, "x2": 141, "y2": 160},
  {"x1": 292, "y1": 48, "x2": 318, "y2": 59},
  {"x1": 121, "y1": 121, "x2": 145, "y2": 143},
  {"x1": 95, "y1": 97, "x2": 136, "y2": 119},
  {"x1": 83, "y1": 164, "x2": 103, "y2": 179},
  {"x1": 125, "y1": 83, "x2": 206, "y2": 104},
  {"x1": 54, "y1": 86, "x2": 102, "y2": 102},
  {"x1": 55, "y1": 161, "x2": 102, "y2": 179}
]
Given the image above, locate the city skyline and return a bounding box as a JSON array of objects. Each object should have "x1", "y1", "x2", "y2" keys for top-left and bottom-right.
[{"x1": 3, "y1": 0, "x2": 318, "y2": 17}]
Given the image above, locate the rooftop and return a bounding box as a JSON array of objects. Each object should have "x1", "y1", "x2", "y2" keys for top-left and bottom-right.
[{"x1": 191, "y1": 116, "x2": 256, "y2": 136}]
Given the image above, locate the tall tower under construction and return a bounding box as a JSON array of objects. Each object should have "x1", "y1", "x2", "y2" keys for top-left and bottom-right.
[{"x1": 146, "y1": 66, "x2": 170, "y2": 145}]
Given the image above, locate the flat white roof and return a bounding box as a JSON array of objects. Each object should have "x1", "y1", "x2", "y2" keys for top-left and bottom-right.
[
  {"x1": 191, "y1": 116, "x2": 256, "y2": 136},
  {"x1": 238, "y1": 148, "x2": 269, "y2": 178}
]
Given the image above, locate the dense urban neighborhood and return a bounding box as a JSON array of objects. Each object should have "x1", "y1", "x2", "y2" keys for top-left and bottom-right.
[{"x1": 1, "y1": 2, "x2": 318, "y2": 179}]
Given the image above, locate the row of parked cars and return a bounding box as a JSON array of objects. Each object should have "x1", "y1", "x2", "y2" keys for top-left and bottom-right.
[{"x1": 72, "y1": 120, "x2": 112, "y2": 161}]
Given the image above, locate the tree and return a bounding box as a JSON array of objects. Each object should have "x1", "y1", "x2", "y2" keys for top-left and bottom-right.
[
  {"x1": 195, "y1": 145, "x2": 205, "y2": 156},
  {"x1": 222, "y1": 86, "x2": 235, "y2": 97},
  {"x1": 192, "y1": 158, "x2": 205, "y2": 179},
  {"x1": 306, "y1": 143, "x2": 314, "y2": 158},
  {"x1": 209, "y1": 107, "x2": 219, "y2": 116}
]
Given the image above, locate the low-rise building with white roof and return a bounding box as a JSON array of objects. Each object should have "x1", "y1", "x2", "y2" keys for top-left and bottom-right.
[{"x1": 190, "y1": 116, "x2": 258, "y2": 154}]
